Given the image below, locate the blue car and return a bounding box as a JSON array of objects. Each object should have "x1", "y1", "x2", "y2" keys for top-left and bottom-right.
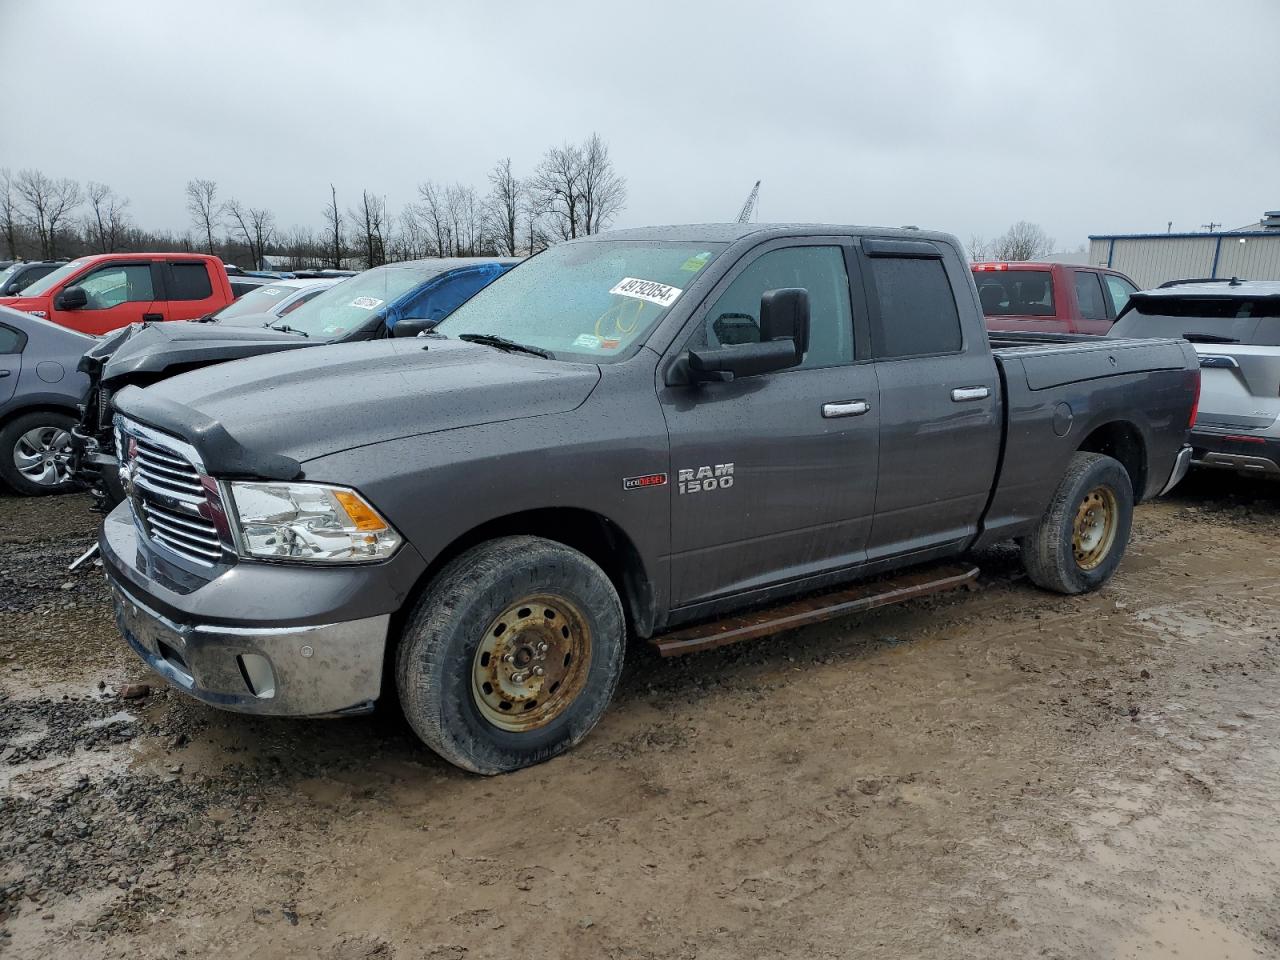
[{"x1": 0, "y1": 304, "x2": 94, "y2": 494}]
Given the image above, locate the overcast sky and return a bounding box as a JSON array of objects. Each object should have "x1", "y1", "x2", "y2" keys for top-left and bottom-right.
[{"x1": 4, "y1": 0, "x2": 1277, "y2": 250}]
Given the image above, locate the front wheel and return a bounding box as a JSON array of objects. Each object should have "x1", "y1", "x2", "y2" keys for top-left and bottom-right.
[
  {"x1": 395, "y1": 536, "x2": 625, "y2": 774},
  {"x1": 1020, "y1": 452, "x2": 1134, "y2": 595}
]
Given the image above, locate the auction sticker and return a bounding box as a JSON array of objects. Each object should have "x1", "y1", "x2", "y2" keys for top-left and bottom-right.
[
  {"x1": 609, "y1": 278, "x2": 681, "y2": 308},
  {"x1": 349, "y1": 296, "x2": 383, "y2": 310}
]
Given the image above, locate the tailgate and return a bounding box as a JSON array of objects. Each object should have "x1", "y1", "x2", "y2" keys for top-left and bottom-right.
[{"x1": 1194, "y1": 345, "x2": 1280, "y2": 430}]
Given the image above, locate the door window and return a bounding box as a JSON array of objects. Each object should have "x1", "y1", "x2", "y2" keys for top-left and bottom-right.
[
  {"x1": 688, "y1": 246, "x2": 854, "y2": 369},
  {"x1": 1103, "y1": 274, "x2": 1138, "y2": 317},
  {"x1": 868, "y1": 256, "x2": 963, "y2": 358},
  {"x1": 77, "y1": 265, "x2": 155, "y2": 310},
  {"x1": 168, "y1": 262, "x2": 213, "y2": 300},
  {"x1": 1073, "y1": 271, "x2": 1109, "y2": 321},
  {"x1": 0, "y1": 323, "x2": 24, "y2": 353}
]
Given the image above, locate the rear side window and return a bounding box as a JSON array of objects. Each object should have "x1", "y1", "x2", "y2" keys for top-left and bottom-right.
[
  {"x1": 870, "y1": 257, "x2": 962, "y2": 358},
  {"x1": 1073, "y1": 271, "x2": 1108, "y2": 321},
  {"x1": 0, "y1": 323, "x2": 24, "y2": 353},
  {"x1": 973, "y1": 269, "x2": 1055, "y2": 317},
  {"x1": 168, "y1": 262, "x2": 213, "y2": 301}
]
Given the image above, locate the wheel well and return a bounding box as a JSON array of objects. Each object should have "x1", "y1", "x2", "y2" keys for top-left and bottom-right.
[
  {"x1": 397, "y1": 508, "x2": 656, "y2": 641},
  {"x1": 1079, "y1": 421, "x2": 1146, "y2": 499}
]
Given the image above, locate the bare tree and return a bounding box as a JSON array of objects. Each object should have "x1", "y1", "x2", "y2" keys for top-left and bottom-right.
[
  {"x1": 322, "y1": 184, "x2": 344, "y2": 269},
  {"x1": 281, "y1": 226, "x2": 320, "y2": 270},
  {"x1": 522, "y1": 190, "x2": 551, "y2": 255},
  {"x1": 446, "y1": 183, "x2": 483, "y2": 256},
  {"x1": 224, "y1": 198, "x2": 276, "y2": 268},
  {"x1": 967, "y1": 234, "x2": 991, "y2": 262},
  {"x1": 186, "y1": 179, "x2": 221, "y2": 255},
  {"x1": 579, "y1": 133, "x2": 626, "y2": 235},
  {"x1": 485, "y1": 158, "x2": 522, "y2": 257},
  {"x1": 15, "y1": 170, "x2": 81, "y2": 258},
  {"x1": 85, "y1": 181, "x2": 131, "y2": 253},
  {"x1": 349, "y1": 190, "x2": 387, "y2": 268},
  {"x1": 0, "y1": 169, "x2": 18, "y2": 259},
  {"x1": 416, "y1": 181, "x2": 449, "y2": 258},
  {"x1": 532, "y1": 142, "x2": 585, "y2": 240},
  {"x1": 990, "y1": 221, "x2": 1054, "y2": 261}
]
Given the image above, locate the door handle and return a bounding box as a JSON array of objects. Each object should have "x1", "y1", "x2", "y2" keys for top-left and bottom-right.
[
  {"x1": 822, "y1": 399, "x2": 871, "y2": 418},
  {"x1": 0, "y1": 370, "x2": 11, "y2": 378},
  {"x1": 142, "y1": 313, "x2": 165, "y2": 322},
  {"x1": 951, "y1": 386, "x2": 990, "y2": 402}
]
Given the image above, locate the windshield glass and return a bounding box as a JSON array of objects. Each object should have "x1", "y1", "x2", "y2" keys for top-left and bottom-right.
[
  {"x1": 1112, "y1": 296, "x2": 1280, "y2": 345},
  {"x1": 972, "y1": 269, "x2": 1055, "y2": 317},
  {"x1": 19, "y1": 259, "x2": 90, "y2": 297},
  {"x1": 437, "y1": 241, "x2": 726, "y2": 360},
  {"x1": 216, "y1": 284, "x2": 303, "y2": 320},
  {"x1": 276, "y1": 264, "x2": 432, "y2": 338}
]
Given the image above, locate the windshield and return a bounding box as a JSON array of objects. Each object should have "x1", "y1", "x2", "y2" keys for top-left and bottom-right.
[
  {"x1": 437, "y1": 241, "x2": 726, "y2": 360},
  {"x1": 275, "y1": 264, "x2": 433, "y2": 338},
  {"x1": 973, "y1": 269, "x2": 1055, "y2": 317},
  {"x1": 19, "y1": 259, "x2": 90, "y2": 297},
  {"x1": 216, "y1": 283, "x2": 304, "y2": 320},
  {"x1": 1112, "y1": 296, "x2": 1280, "y2": 345}
]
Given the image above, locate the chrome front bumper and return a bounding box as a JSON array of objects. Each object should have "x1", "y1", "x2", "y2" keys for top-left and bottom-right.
[
  {"x1": 1159, "y1": 445, "x2": 1193, "y2": 496},
  {"x1": 111, "y1": 582, "x2": 389, "y2": 717}
]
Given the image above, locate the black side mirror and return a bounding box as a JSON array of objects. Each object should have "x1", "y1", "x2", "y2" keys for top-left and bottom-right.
[
  {"x1": 687, "y1": 287, "x2": 809, "y2": 383},
  {"x1": 393, "y1": 317, "x2": 438, "y2": 338},
  {"x1": 56, "y1": 286, "x2": 88, "y2": 310}
]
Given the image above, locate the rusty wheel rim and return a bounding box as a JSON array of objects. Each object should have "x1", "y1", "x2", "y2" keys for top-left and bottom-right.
[
  {"x1": 471, "y1": 594, "x2": 592, "y2": 732},
  {"x1": 1072, "y1": 485, "x2": 1118, "y2": 571}
]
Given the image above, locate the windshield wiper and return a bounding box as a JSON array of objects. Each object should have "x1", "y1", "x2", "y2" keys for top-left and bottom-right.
[
  {"x1": 1182, "y1": 333, "x2": 1238, "y2": 343},
  {"x1": 270, "y1": 323, "x2": 310, "y2": 338},
  {"x1": 457, "y1": 333, "x2": 552, "y2": 359}
]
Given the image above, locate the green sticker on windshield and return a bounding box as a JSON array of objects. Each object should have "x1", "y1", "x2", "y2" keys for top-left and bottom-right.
[{"x1": 680, "y1": 252, "x2": 712, "y2": 272}]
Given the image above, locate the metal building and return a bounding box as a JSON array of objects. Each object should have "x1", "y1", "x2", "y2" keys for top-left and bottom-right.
[{"x1": 1088, "y1": 211, "x2": 1280, "y2": 289}]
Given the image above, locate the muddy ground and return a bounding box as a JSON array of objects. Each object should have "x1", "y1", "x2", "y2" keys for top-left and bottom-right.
[{"x1": 1, "y1": 475, "x2": 1279, "y2": 959}]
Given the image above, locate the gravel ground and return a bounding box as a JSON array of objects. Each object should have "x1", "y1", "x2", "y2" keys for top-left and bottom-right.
[{"x1": 2, "y1": 475, "x2": 1279, "y2": 959}]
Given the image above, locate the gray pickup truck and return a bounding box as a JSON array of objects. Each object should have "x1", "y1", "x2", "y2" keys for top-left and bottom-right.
[{"x1": 99, "y1": 224, "x2": 1199, "y2": 774}]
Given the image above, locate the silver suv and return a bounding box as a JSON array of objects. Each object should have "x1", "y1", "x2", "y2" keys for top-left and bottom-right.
[{"x1": 1110, "y1": 279, "x2": 1280, "y2": 480}]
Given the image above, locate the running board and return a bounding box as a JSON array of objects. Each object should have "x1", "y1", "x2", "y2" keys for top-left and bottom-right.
[{"x1": 649, "y1": 563, "x2": 980, "y2": 657}]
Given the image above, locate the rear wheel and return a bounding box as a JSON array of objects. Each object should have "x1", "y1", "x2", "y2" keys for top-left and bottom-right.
[
  {"x1": 0, "y1": 411, "x2": 79, "y2": 496},
  {"x1": 395, "y1": 536, "x2": 625, "y2": 774},
  {"x1": 1020, "y1": 452, "x2": 1133, "y2": 594}
]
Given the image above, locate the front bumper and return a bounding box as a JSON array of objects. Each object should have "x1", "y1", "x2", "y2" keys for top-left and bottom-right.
[
  {"x1": 100, "y1": 503, "x2": 426, "y2": 717},
  {"x1": 1190, "y1": 429, "x2": 1280, "y2": 479}
]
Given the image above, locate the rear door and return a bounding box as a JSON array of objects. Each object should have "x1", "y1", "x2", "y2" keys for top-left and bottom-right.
[
  {"x1": 0, "y1": 322, "x2": 23, "y2": 405},
  {"x1": 862, "y1": 239, "x2": 1001, "y2": 560},
  {"x1": 163, "y1": 259, "x2": 221, "y2": 320},
  {"x1": 1071, "y1": 270, "x2": 1112, "y2": 335},
  {"x1": 48, "y1": 261, "x2": 163, "y2": 335},
  {"x1": 661, "y1": 239, "x2": 880, "y2": 607}
]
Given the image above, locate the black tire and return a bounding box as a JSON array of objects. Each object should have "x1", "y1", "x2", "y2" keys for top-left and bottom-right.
[
  {"x1": 0, "y1": 411, "x2": 79, "y2": 496},
  {"x1": 1020, "y1": 452, "x2": 1133, "y2": 595},
  {"x1": 395, "y1": 535, "x2": 625, "y2": 774}
]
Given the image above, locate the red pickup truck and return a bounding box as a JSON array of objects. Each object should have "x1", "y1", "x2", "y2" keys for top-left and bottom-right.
[
  {"x1": 972, "y1": 262, "x2": 1140, "y2": 336},
  {"x1": 0, "y1": 253, "x2": 234, "y2": 335}
]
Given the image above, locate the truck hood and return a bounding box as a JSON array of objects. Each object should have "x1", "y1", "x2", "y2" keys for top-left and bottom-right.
[
  {"x1": 0, "y1": 295, "x2": 51, "y2": 315},
  {"x1": 95, "y1": 320, "x2": 312, "y2": 388},
  {"x1": 113, "y1": 337, "x2": 602, "y2": 471}
]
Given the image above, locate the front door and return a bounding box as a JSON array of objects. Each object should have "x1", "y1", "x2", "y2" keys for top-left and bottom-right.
[
  {"x1": 660, "y1": 240, "x2": 880, "y2": 608},
  {"x1": 50, "y1": 262, "x2": 162, "y2": 335}
]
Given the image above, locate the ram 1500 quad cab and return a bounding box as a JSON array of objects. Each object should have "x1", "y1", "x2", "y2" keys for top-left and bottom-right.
[{"x1": 99, "y1": 224, "x2": 1200, "y2": 774}]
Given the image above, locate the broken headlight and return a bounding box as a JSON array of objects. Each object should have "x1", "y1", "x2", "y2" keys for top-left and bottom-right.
[{"x1": 228, "y1": 482, "x2": 402, "y2": 563}]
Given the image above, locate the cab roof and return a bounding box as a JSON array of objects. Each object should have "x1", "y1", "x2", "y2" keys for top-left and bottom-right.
[{"x1": 582, "y1": 222, "x2": 958, "y2": 246}]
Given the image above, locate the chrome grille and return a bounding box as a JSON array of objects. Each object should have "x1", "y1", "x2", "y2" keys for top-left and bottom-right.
[{"x1": 116, "y1": 416, "x2": 229, "y2": 567}]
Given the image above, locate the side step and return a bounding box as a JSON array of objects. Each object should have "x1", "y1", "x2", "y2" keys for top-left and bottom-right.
[{"x1": 649, "y1": 563, "x2": 979, "y2": 657}]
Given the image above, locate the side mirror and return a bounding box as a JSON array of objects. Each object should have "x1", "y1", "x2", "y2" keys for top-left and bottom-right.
[
  {"x1": 56, "y1": 286, "x2": 88, "y2": 310},
  {"x1": 392, "y1": 317, "x2": 439, "y2": 338},
  {"x1": 687, "y1": 287, "x2": 809, "y2": 382}
]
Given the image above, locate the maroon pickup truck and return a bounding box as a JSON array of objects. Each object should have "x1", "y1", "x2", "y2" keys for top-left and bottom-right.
[{"x1": 973, "y1": 262, "x2": 1139, "y2": 336}]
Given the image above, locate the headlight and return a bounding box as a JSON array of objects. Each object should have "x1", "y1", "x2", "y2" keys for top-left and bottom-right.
[{"x1": 228, "y1": 481, "x2": 402, "y2": 563}]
